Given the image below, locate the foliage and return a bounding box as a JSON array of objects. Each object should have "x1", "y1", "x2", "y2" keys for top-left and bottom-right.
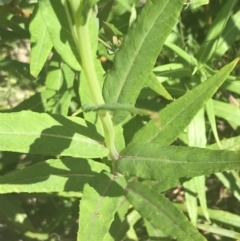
[{"x1": 0, "y1": 0, "x2": 240, "y2": 240}]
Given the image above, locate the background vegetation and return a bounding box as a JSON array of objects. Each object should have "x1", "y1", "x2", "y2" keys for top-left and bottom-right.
[{"x1": 0, "y1": 0, "x2": 239, "y2": 240}]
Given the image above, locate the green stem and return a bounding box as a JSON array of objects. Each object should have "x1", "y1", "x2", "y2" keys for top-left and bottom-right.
[{"x1": 68, "y1": 2, "x2": 119, "y2": 164}]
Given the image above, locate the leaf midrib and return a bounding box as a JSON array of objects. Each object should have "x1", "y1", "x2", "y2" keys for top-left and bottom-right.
[
  {"x1": 148, "y1": 76, "x2": 223, "y2": 143},
  {"x1": 128, "y1": 185, "x2": 196, "y2": 240},
  {"x1": 113, "y1": 1, "x2": 169, "y2": 102},
  {"x1": 0, "y1": 131, "x2": 104, "y2": 145}
]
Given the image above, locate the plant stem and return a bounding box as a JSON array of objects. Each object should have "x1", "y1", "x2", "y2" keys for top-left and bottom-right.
[{"x1": 69, "y1": 3, "x2": 119, "y2": 164}]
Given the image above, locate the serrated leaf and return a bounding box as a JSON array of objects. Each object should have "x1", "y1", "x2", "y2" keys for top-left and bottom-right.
[
  {"x1": 38, "y1": 0, "x2": 81, "y2": 70},
  {"x1": 126, "y1": 181, "x2": 206, "y2": 241},
  {"x1": 117, "y1": 143, "x2": 240, "y2": 180},
  {"x1": 0, "y1": 158, "x2": 109, "y2": 193},
  {"x1": 0, "y1": 111, "x2": 108, "y2": 158},
  {"x1": 30, "y1": 5, "x2": 53, "y2": 77},
  {"x1": 103, "y1": 0, "x2": 186, "y2": 125},
  {"x1": 77, "y1": 172, "x2": 126, "y2": 241},
  {"x1": 132, "y1": 58, "x2": 239, "y2": 145}
]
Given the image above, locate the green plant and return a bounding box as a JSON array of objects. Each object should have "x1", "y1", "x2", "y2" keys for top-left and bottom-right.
[{"x1": 0, "y1": 0, "x2": 240, "y2": 240}]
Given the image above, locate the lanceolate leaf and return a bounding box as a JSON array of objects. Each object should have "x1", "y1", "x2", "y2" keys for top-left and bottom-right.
[
  {"x1": 0, "y1": 158, "x2": 109, "y2": 193},
  {"x1": 0, "y1": 111, "x2": 108, "y2": 158},
  {"x1": 175, "y1": 203, "x2": 240, "y2": 229},
  {"x1": 77, "y1": 172, "x2": 126, "y2": 241},
  {"x1": 196, "y1": 0, "x2": 238, "y2": 64},
  {"x1": 117, "y1": 143, "x2": 240, "y2": 180},
  {"x1": 132, "y1": 58, "x2": 239, "y2": 145},
  {"x1": 38, "y1": 0, "x2": 81, "y2": 70},
  {"x1": 126, "y1": 181, "x2": 206, "y2": 241},
  {"x1": 147, "y1": 72, "x2": 173, "y2": 100},
  {"x1": 30, "y1": 5, "x2": 53, "y2": 77},
  {"x1": 214, "y1": 11, "x2": 240, "y2": 59},
  {"x1": 103, "y1": 0, "x2": 186, "y2": 125},
  {"x1": 208, "y1": 135, "x2": 240, "y2": 151}
]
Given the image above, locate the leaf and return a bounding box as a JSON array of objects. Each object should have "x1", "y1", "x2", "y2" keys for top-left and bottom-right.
[
  {"x1": 214, "y1": 11, "x2": 240, "y2": 59},
  {"x1": 187, "y1": 108, "x2": 206, "y2": 148},
  {"x1": 3, "y1": 91, "x2": 47, "y2": 113},
  {"x1": 193, "y1": 176, "x2": 210, "y2": 221},
  {"x1": 46, "y1": 55, "x2": 75, "y2": 115},
  {"x1": 144, "y1": 219, "x2": 169, "y2": 240},
  {"x1": 116, "y1": 0, "x2": 132, "y2": 11},
  {"x1": 147, "y1": 72, "x2": 173, "y2": 100},
  {"x1": 196, "y1": 0, "x2": 238, "y2": 64},
  {"x1": 185, "y1": 109, "x2": 210, "y2": 223},
  {"x1": 205, "y1": 99, "x2": 221, "y2": 148},
  {"x1": 77, "y1": 172, "x2": 126, "y2": 241},
  {"x1": 215, "y1": 172, "x2": 240, "y2": 201},
  {"x1": 143, "y1": 178, "x2": 180, "y2": 193},
  {"x1": 0, "y1": 13, "x2": 29, "y2": 38},
  {"x1": 125, "y1": 209, "x2": 141, "y2": 240},
  {"x1": 0, "y1": 111, "x2": 108, "y2": 158},
  {"x1": 38, "y1": 0, "x2": 81, "y2": 70},
  {"x1": 175, "y1": 203, "x2": 240, "y2": 229},
  {"x1": 30, "y1": 5, "x2": 53, "y2": 77},
  {"x1": 208, "y1": 135, "x2": 240, "y2": 151},
  {"x1": 212, "y1": 99, "x2": 240, "y2": 127},
  {"x1": 164, "y1": 41, "x2": 198, "y2": 67},
  {"x1": 183, "y1": 178, "x2": 198, "y2": 226},
  {"x1": 126, "y1": 181, "x2": 206, "y2": 241},
  {"x1": 188, "y1": 0, "x2": 209, "y2": 9},
  {"x1": 197, "y1": 223, "x2": 240, "y2": 239},
  {"x1": 103, "y1": 197, "x2": 130, "y2": 241},
  {"x1": 103, "y1": 0, "x2": 186, "y2": 125},
  {"x1": 80, "y1": 0, "x2": 99, "y2": 25},
  {"x1": 0, "y1": 157, "x2": 109, "y2": 193},
  {"x1": 132, "y1": 58, "x2": 239, "y2": 145},
  {"x1": 117, "y1": 143, "x2": 240, "y2": 180},
  {"x1": 153, "y1": 63, "x2": 192, "y2": 79}
]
